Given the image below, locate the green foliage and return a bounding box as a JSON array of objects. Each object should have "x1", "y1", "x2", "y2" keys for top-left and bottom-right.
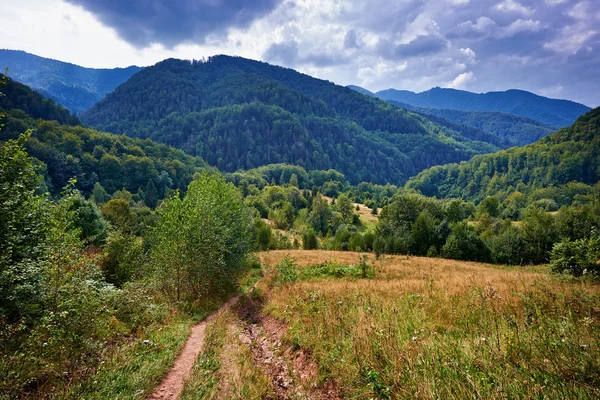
[
  {"x1": 102, "y1": 199, "x2": 135, "y2": 233},
  {"x1": 303, "y1": 229, "x2": 319, "y2": 250},
  {"x1": 82, "y1": 56, "x2": 504, "y2": 185},
  {"x1": 150, "y1": 173, "x2": 252, "y2": 302},
  {"x1": 63, "y1": 190, "x2": 108, "y2": 245},
  {"x1": 407, "y1": 108, "x2": 600, "y2": 204},
  {"x1": 441, "y1": 222, "x2": 490, "y2": 262},
  {"x1": 550, "y1": 236, "x2": 600, "y2": 276},
  {"x1": 275, "y1": 255, "x2": 298, "y2": 285},
  {"x1": 0, "y1": 132, "x2": 47, "y2": 321},
  {"x1": 102, "y1": 232, "x2": 144, "y2": 286}
]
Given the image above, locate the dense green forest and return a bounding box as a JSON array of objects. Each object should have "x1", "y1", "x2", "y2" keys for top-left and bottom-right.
[
  {"x1": 387, "y1": 100, "x2": 556, "y2": 146},
  {"x1": 82, "y1": 56, "x2": 503, "y2": 185},
  {"x1": 376, "y1": 87, "x2": 590, "y2": 127},
  {"x1": 406, "y1": 107, "x2": 600, "y2": 206},
  {"x1": 0, "y1": 50, "x2": 142, "y2": 114},
  {"x1": 0, "y1": 76, "x2": 210, "y2": 202}
]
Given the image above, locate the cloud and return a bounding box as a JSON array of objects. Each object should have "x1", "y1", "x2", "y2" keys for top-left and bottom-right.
[
  {"x1": 394, "y1": 35, "x2": 449, "y2": 58},
  {"x1": 447, "y1": 17, "x2": 497, "y2": 38},
  {"x1": 263, "y1": 40, "x2": 299, "y2": 64},
  {"x1": 344, "y1": 29, "x2": 359, "y2": 49},
  {"x1": 445, "y1": 71, "x2": 476, "y2": 89},
  {"x1": 494, "y1": 0, "x2": 535, "y2": 16},
  {"x1": 1, "y1": 0, "x2": 598, "y2": 107},
  {"x1": 498, "y1": 19, "x2": 543, "y2": 37},
  {"x1": 64, "y1": 0, "x2": 283, "y2": 48}
]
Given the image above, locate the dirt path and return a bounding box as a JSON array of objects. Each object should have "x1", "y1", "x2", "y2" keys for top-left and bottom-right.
[
  {"x1": 234, "y1": 296, "x2": 341, "y2": 400},
  {"x1": 147, "y1": 296, "x2": 241, "y2": 400}
]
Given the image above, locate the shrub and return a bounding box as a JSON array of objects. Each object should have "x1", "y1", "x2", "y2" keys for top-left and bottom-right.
[
  {"x1": 550, "y1": 236, "x2": 600, "y2": 276},
  {"x1": 276, "y1": 255, "x2": 298, "y2": 285}
]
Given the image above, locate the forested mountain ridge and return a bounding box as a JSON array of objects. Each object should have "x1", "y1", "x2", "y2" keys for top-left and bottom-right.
[
  {"x1": 406, "y1": 107, "x2": 600, "y2": 204},
  {"x1": 82, "y1": 55, "x2": 503, "y2": 185},
  {"x1": 0, "y1": 49, "x2": 142, "y2": 114},
  {"x1": 0, "y1": 75, "x2": 80, "y2": 126},
  {"x1": 386, "y1": 100, "x2": 555, "y2": 146},
  {"x1": 0, "y1": 74, "x2": 210, "y2": 203},
  {"x1": 376, "y1": 87, "x2": 590, "y2": 127}
]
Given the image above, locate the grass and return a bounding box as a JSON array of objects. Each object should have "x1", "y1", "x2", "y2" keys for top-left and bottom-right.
[
  {"x1": 261, "y1": 250, "x2": 600, "y2": 399},
  {"x1": 66, "y1": 264, "x2": 264, "y2": 400}
]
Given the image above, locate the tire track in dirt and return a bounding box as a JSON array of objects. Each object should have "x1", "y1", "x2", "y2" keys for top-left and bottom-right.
[{"x1": 147, "y1": 295, "x2": 241, "y2": 400}]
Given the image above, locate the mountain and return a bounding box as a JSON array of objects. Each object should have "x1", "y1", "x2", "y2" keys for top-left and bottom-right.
[
  {"x1": 386, "y1": 100, "x2": 555, "y2": 146},
  {"x1": 375, "y1": 87, "x2": 590, "y2": 127},
  {"x1": 346, "y1": 85, "x2": 375, "y2": 97},
  {"x1": 82, "y1": 55, "x2": 505, "y2": 185},
  {"x1": 0, "y1": 50, "x2": 142, "y2": 114},
  {"x1": 406, "y1": 107, "x2": 600, "y2": 203},
  {"x1": 0, "y1": 74, "x2": 209, "y2": 201},
  {"x1": 0, "y1": 74, "x2": 79, "y2": 126}
]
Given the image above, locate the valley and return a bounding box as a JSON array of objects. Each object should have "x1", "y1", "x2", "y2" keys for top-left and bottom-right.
[{"x1": 1, "y1": 16, "x2": 599, "y2": 398}]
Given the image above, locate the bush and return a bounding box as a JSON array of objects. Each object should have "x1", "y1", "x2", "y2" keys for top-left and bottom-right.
[
  {"x1": 550, "y1": 236, "x2": 600, "y2": 276},
  {"x1": 303, "y1": 229, "x2": 319, "y2": 250},
  {"x1": 276, "y1": 255, "x2": 298, "y2": 285}
]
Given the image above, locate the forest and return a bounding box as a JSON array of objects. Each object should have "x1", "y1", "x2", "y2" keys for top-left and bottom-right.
[{"x1": 81, "y1": 56, "x2": 504, "y2": 185}]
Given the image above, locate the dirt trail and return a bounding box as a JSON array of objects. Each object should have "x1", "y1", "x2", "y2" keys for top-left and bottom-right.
[
  {"x1": 234, "y1": 297, "x2": 341, "y2": 400},
  {"x1": 147, "y1": 295, "x2": 241, "y2": 400}
]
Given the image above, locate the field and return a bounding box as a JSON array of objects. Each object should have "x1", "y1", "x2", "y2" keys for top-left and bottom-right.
[{"x1": 175, "y1": 250, "x2": 600, "y2": 399}]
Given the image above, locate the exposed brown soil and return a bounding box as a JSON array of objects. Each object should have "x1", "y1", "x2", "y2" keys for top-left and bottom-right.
[
  {"x1": 234, "y1": 296, "x2": 340, "y2": 400},
  {"x1": 147, "y1": 296, "x2": 240, "y2": 400}
]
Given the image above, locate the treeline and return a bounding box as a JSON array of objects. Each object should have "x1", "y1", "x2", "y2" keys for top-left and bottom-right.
[
  {"x1": 373, "y1": 192, "x2": 600, "y2": 268},
  {"x1": 82, "y1": 55, "x2": 503, "y2": 184},
  {"x1": 407, "y1": 108, "x2": 600, "y2": 204}
]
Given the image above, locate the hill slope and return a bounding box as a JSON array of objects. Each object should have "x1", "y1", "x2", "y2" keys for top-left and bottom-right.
[
  {"x1": 0, "y1": 50, "x2": 142, "y2": 114},
  {"x1": 406, "y1": 107, "x2": 600, "y2": 202},
  {"x1": 0, "y1": 73, "x2": 208, "y2": 201},
  {"x1": 376, "y1": 87, "x2": 590, "y2": 127},
  {"x1": 386, "y1": 100, "x2": 555, "y2": 146},
  {"x1": 82, "y1": 55, "x2": 504, "y2": 185}
]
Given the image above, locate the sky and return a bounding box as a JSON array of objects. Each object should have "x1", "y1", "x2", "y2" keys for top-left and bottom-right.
[{"x1": 0, "y1": 0, "x2": 598, "y2": 106}]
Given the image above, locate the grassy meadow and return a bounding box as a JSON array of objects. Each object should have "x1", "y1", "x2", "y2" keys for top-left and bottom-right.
[{"x1": 257, "y1": 250, "x2": 600, "y2": 399}]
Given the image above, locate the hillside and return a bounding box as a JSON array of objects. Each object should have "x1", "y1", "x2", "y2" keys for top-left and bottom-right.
[
  {"x1": 0, "y1": 74, "x2": 209, "y2": 201},
  {"x1": 0, "y1": 50, "x2": 142, "y2": 114},
  {"x1": 387, "y1": 100, "x2": 556, "y2": 146},
  {"x1": 376, "y1": 87, "x2": 590, "y2": 127},
  {"x1": 82, "y1": 55, "x2": 503, "y2": 185},
  {"x1": 406, "y1": 107, "x2": 600, "y2": 202}
]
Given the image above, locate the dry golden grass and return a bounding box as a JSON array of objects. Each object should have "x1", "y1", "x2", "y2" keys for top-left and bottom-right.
[{"x1": 259, "y1": 250, "x2": 600, "y2": 399}]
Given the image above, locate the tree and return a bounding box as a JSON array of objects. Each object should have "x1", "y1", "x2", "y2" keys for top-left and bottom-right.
[
  {"x1": 102, "y1": 199, "x2": 134, "y2": 233},
  {"x1": 409, "y1": 210, "x2": 437, "y2": 256},
  {"x1": 0, "y1": 132, "x2": 47, "y2": 321},
  {"x1": 520, "y1": 207, "x2": 558, "y2": 264},
  {"x1": 336, "y1": 194, "x2": 354, "y2": 223},
  {"x1": 63, "y1": 191, "x2": 108, "y2": 246},
  {"x1": 303, "y1": 229, "x2": 319, "y2": 250},
  {"x1": 150, "y1": 173, "x2": 252, "y2": 302},
  {"x1": 145, "y1": 178, "x2": 158, "y2": 208},
  {"x1": 289, "y1": 173, "x2": 299, "y2": 188},
  {"x1": 441, "y1": 222, "x2": 490, "y2": 262},
  {"x1": 91, "y1": 182, "x2": 110, "y2": 204}
]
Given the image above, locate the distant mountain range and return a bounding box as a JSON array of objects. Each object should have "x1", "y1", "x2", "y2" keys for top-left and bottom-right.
[
  {"x1": 349, "y1": 86, "x2": 590, "y2": 128},
  {"x1": 82, "y1": 55, "x2": 508, "y2": 185},
  {"x1": 386, "y1": 101, "x2": 556, "y2": 147},
  {"x1": 0, "y1": 50, "x2": 142, "y2": 114}
]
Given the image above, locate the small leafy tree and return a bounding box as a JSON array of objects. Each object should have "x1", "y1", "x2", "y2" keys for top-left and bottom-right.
[{"x1": 150, "y1": 173, "x2": 252, "y2": 302}]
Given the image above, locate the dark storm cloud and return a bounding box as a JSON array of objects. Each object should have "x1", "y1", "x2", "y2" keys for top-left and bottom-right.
[
  {"x1": 394, "y1": 35, "x2": 448, "y2": 58},
  {"x1": 65, "y1": 0, "x2": 283, "y2": 48}
]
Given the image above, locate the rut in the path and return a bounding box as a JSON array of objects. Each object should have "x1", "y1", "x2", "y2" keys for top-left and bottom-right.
[
  {"x1": 234, "y1": 296, "x2": 341, "y2": 400},
  {"x1": 147, "y1": 295, "x2": 240, "y2": 400}
]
